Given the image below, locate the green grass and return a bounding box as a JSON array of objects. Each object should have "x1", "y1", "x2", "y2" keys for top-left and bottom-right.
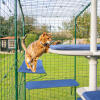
[
  {"x1": 0, "y1": 53, "x2": 100, "y2": 100},
  {"x1": 24, "y1": 54, "x2": 90, "y2": 100},
  {"x1": 0, "y1": 53, "x2": 15, "y2": 100}
]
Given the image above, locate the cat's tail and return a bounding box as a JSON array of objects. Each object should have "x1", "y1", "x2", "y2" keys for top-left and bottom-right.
[{"x1": 21, "y1": 35, "x2": 27, "y2": 52}]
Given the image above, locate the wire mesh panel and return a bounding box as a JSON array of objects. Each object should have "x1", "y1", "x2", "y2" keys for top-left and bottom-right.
[
  {"x1": 76, "y1": 0, "x2": 100, "y2": 88},
  {"x1": 75, "y1": 4, "x2": 91, "y2": 89},
  {"x1": 25, "y1": 55, "x2": 75, "y2": 100},
  {"x1": 1, "y1": 0, "x2": 100, "y2": 100},
  {"x1": 0, "y1": 0, "x2": 16, "y2": 100},
  {"x1": 0, "y1": 0, "x2": 24, "y2": 100},
  {"x1": 19, "y1": 0, "x2": 95, "y2": 100}
]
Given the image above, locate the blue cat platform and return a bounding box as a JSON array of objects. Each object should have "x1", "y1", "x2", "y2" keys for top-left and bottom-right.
[
  {"x1": 83, "y1": 91, "x2": 100, "y2": 100},
  {"x1": 50, "y1": 44, "x2": 100, "y2": 50},
  {"x1": 49, "y1": 44, "x2": 100, "y2": 56},
  {"x1": 77, "y1": 97, "x2": 82, "y2": 100},
  {"x1": 18, "y1": 59, "x2": 46, "y2": 74},
  {"x1": 18, "y1": 59, "x2": 79, "y2": 90},
  {"x1": 26, "y1": 79, "x2": 79, "y2": 89}
]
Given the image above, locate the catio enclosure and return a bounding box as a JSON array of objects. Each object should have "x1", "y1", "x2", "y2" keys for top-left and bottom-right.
[{"x1": 0, "y1": 0, "x2": 100, "y2": 100}]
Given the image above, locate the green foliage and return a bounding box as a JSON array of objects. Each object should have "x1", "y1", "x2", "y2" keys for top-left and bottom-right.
[
  {"x1": 0, "y1": 16, "x2": 9, "y2": 36},
  {"x1": 0, "y1": 16, "x2": 49, "y2": 37},
  {"x1": 25, "y1": 24, "x2": 49, "y2": 35},
  {"x1": 41, "y1": 25, "x2": 49, "y2": 33},
  {"x1": 25, "y1": 25, "x2": 35, "y2": 34},
  {"x1": 97, "y1": 16, "x2": 100, "y2": 37},
  {"x1": 76, "y1": 12, "x2": 90, "y2": 38},
  {"x1": 8, "y1": 16, "x2": 14, "y2": 35},
  {"x1": 58, "y1": 16, "x2": 75, "y2": 39},
  {"x1": 24, "y1": 16, "x2": 49, "y2": 35},
  {"x1": 25, "y1": 16, "x2": 36, "y2": 25},
  {"x1": 0, "y1": 16, "x2": 22, "y2": 36},
  {"x1": 60, "y1": 11, "x2": 100, "y2": 39},
  {"x1": 25, "y1": 33, "x2": 38, "y2": 47},
  {"x1": 53, "y1": 31, "x2": 72, "y2": 41}
]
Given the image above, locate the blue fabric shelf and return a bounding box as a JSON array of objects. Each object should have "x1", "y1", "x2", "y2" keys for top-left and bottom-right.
[
  {"x1": 26, "y1": 79, "x2": 79, "y2": 89},
  {"x1": 18, "y1": 59, "x2": 46, "y2": 74},
  {"x1": 83, "y1": 91, "x2": 100, "y2": 100},
  {"x1": 77, "y1": 97, "x2": 82, "y2": 100},
  {"x1": 50, "y1": 44, "x2": 100, "y2": 50}
]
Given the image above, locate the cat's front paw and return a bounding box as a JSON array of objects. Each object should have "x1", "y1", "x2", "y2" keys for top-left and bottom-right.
[{"x1": 32, "y1": 69, "x2": 36, "y2": 72}]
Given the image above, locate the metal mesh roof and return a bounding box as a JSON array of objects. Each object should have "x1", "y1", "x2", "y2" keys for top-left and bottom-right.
[
  {"x1": 20, "y1": 0, "x2": 91, "y2": 18},
  {"x1": 1, "y1": 0, "x2": 100, "y2": 18},
  {"x1": 19, "y1": 0, "x2": 92, "y2": 31},
  {"x1": 0, "y1": 0, "x2": 100, "y2": 32}
]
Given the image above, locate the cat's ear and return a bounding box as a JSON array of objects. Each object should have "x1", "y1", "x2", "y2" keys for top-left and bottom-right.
[
  {"x1": 39, "y1": 32, "x2": 46, "y2": 39},
  {"x1": 42, "y1": 32, "x2": 47, "y2": 36}
]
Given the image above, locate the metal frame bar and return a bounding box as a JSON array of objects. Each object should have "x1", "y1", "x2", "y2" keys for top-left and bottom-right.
[
  {"x1": 74, "y1": 3, "x2": 91, "y2": 100},
  {"x1": 15, "y1": 0, "x2": 26, "y2": 100},
  {"x1": 14, "y1": 0, "x2": 18, "y2": 100},
  {"x1": 89, "y1": 0, "x2": 97, "y2": 91},
  {"x1": 18, "y1": 0, "x2": 26, "y2": 100},
  {"x1": 18, "y1": 0, "x2": 26, "y2": 99}
]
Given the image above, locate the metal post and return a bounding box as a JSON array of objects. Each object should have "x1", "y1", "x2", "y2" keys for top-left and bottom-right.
[
  {"x1": 74, "y1": 1, "x2": 91, "y2": 80},
  {"x1": 14, "y1": 0, "x2": 18, "y2": 100},
  {"x1": 18, "y1": 0, "x2": 26, "y2": 99},
  {"x1": 89, "y1": 0, "x2": 97, "y2": 91},
  {"x1": 74, "y1": 12, "x2": 77, "y2": 100},
  {"x1": 74, "y1": 3, "x2": 91, "y2": 99}
]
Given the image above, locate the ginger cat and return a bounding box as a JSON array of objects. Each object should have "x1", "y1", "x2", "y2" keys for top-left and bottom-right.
[{"x1": 21, "y1": 32, "x2": 52, "y2": 72}]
